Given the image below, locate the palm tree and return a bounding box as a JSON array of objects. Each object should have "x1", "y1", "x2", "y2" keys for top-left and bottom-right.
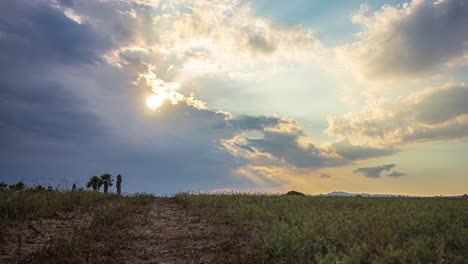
[
  {"x1": 86, "y1": 176, "x2": 103, "y2": 191},
  {"x1": 100, "y1": 173, "x2": 113, "y2": 194}
]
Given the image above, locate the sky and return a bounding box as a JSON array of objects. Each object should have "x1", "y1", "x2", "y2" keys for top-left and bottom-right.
[{"x1": 1, "y1": 0, "x2": 467, "y2": 195}]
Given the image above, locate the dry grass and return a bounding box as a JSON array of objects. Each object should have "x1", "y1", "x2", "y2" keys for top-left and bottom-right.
[{"x1": 0, "y1": 190, "x2": 155, "y2": 263}]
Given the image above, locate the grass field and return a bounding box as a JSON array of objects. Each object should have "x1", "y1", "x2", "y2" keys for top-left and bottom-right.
[
  {"x1": 1, "y1": 189, "x2": 467, "y2": 263},
  {"x1": 176, "y1": 193, "x2": 468, "y2": 264}
]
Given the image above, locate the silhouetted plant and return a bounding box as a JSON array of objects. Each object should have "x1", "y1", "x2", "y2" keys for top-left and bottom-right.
[
  {"x1": 9, "y1": 181, "x2": 26, "y2": 191},
  {"x1": 34, "y1": 185, "x2": 45, "y2": 191},
  {"x1": 0, "y1": 181, "x2": 7, "y2": 191},
  {"x1": 86, "y1": 176, "x2": 103, "y2": 191},
  {"x1": 72, "y1": 183, "x2": 77, "y2": 191},
  {"x1": 116, "y1": 174, "x2": 122, "y2": 195},
  {"x1": 100, "y1": 173, "x2": 113, "y2": 194}
]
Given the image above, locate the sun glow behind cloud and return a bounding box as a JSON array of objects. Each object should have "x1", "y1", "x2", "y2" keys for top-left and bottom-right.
[
  {"x1": 145, "y1": 75, "x2": 183, "y2": 111},
  {"x1": 143, "y1": 68, "x2": 206, "y2": 111}
]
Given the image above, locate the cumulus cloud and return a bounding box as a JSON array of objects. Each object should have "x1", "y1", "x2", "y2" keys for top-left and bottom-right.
[
  {"x1": 337, "y1": 0, "x2": 468, "y2": 81},
  {"x1": 222, "y1": 116, "x2": 398, "y2": 174},
  {"x1": 60, "y1": 0, "x2": 322, "y2": 83},
  {"x1": 222, "y1": 118, "x2": 348, "y2": 169},
  {"x1": 354, "y1": 164, "x2": 402, "y2": 178},
  {"x1": 326, "y1": 83, "x2": 468, "y2": 147}
]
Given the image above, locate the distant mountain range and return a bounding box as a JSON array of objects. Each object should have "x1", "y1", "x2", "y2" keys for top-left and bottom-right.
[{"x1": 315, "y1": 191, "x2": 466, "y2": 198}]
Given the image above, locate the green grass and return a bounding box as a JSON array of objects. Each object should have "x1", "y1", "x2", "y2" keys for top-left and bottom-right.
[{"x1": 176, "y1": 194, "x2": 468, "y2": 264}]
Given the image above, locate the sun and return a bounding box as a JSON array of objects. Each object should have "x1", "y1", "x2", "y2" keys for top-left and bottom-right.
[
  {"x1": 142, "y1": 68, "x2": 184, "y2": 111},
  {"x1": 145, "y1": 84, "x2": 184, "y2": 111},
  {"x1": 146, "y1": 94, "x2": 165, "y2": 111}
]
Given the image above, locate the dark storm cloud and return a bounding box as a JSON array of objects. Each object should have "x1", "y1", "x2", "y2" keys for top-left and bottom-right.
[
  {"x1": 0, "y1": 0, "x2": 118, "y2": 188},
  {"x1": 0, "y1": 0, "x2": 113, "y2": 147},
  {"x1": 0, "y1": 0, "x2": 110, "y2": 69},
  {"x1": 0, "y1": 79, "x2": 107, "y2": 146}
]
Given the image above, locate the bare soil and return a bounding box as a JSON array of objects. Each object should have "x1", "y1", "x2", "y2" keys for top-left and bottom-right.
[
  {"x1": 122, "y1": 198, "x2": 262, "y2": 264},
  {"x1": 0, "y1": 211, "x2": 93, "y2": 263},
  {"x1": 0, "y1": 198, "x2": 262, "y2": 264}
]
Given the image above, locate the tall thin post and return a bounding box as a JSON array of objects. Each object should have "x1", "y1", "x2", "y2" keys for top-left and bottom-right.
[{"x1": 116, "y1": 174, "x2": 122, "y2": 195}]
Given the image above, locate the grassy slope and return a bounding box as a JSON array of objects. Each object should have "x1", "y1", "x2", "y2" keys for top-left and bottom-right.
[{"x1": 176, "y1": 194, "x2": 468, "y2": 264}]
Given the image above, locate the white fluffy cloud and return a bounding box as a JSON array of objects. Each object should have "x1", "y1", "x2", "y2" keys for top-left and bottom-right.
[
  {"x1": 63, "y1": 0, "x2": 322, "y2": 83},
  {"x1": 326, "y1": 83, "x2": 468, "y2": 147},
  {"x1": 337, "y1": 0, "x2": 468, "y2": 81}
]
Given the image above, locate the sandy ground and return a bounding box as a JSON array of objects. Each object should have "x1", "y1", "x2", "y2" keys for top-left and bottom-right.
[{"x1": 0, "y1": 198, "x2": 262, "y2": 263}]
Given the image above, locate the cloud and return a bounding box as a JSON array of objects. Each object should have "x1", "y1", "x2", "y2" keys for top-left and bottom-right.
[
  {"x1": 327, "y1": 139, "x2": 398, "y2": 161},
  {"x1": 222, "y1": 117, "x2": 398, "y2": 172},
  {"x1": 0, "y1": 0, "x2": 110, "y2": 70},
  {"x1": 0, "y1": 0, "x2": 112, "y2": 147},
  {"x1": 388, "y1": 171, "x2": 407, "y2": 177},
  {"x1": 326, "y1": 83, "x2": 468, "y2": 147},
  {"x1": 61, "y1": 0, "x2": 322, "y2": 82},
  {"x1": 229, "y1": 115, "x2": 283, "y2": 130},
  {"x1": 320, "y1": 173, "x2": 332, "y2": 179},
  {"x1": 354, "y1": 164, "x2": 396, "y2": 178},
  {"x1": 337, "y1": 0, "x2": 468, "y2": 81},
  {"x1": 222, "y1": 118, "x2": 349, "y2": 169}
]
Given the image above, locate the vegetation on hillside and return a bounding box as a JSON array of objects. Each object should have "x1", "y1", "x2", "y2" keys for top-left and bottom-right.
[
  {"x1": 0, "y1": 181, "x2": 154, "y2": 263},
  {"x1": 176, "y1": 193, "x2": 468, "y2": 264}
]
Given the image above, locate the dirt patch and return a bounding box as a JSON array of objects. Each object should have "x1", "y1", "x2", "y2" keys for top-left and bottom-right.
[
  {"x1": 123, "y1": 198, "x2": 262, "y2": 264},
  {"x1": 0, "y1": 211, "x2": 93, "y2": 263}
]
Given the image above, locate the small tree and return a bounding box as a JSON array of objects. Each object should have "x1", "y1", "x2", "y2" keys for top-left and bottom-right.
[
  {"x1": 100, "y1": 173, "x2": 113, "y2": 194},
  {"x1": 86, "y1": 176, "x2": 103, "y2": 191},
  {"x1": 9, "y1": 181, "x2": 26, "y2": 191},
  {"x1": 0, "y1": 181, "x2": 7, "y2": 191}
]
